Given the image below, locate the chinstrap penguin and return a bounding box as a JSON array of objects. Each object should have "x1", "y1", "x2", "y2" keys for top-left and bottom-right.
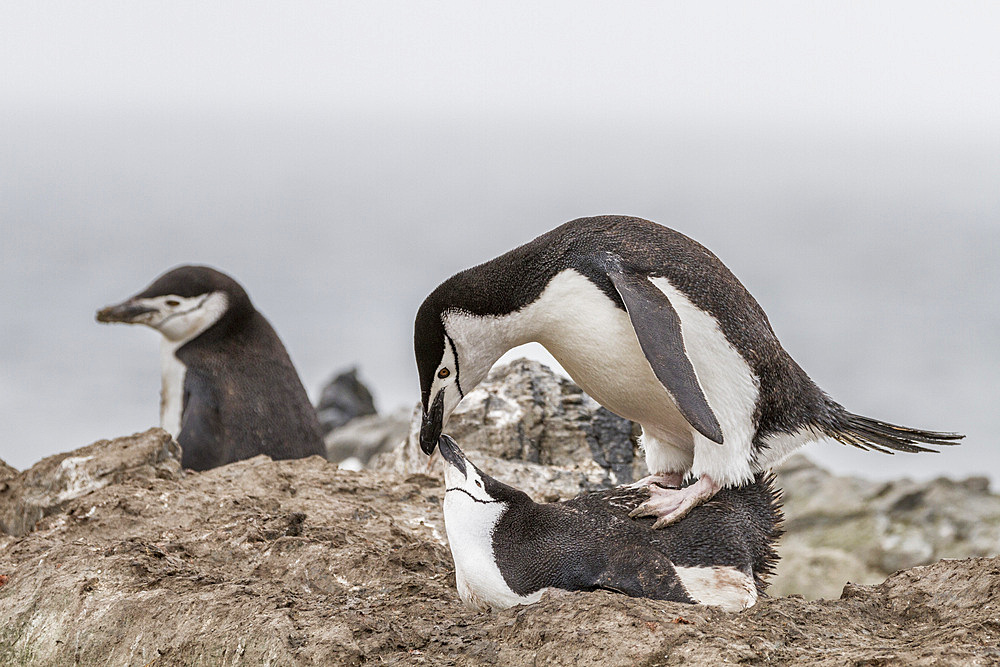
[
  {"x1": 97, "y1": 265, "x2": 325, "y2": 471},
  {"x1": 415, "y1": 215, "x2": 962, "y2": 526},
  {"x1": 438, "y1": 435, "x2": 782, "y2": 612}
]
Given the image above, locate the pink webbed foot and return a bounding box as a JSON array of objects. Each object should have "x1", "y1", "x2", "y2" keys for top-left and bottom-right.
[
  {"x1": 627, "y1": 471, "x2": 684, "y2": 490},
  {"x1": 629, "y1": 474, "x2": 722, "y2": 529}
]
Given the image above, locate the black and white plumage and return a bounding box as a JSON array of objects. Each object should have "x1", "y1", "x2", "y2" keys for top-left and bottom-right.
[
  {"x1": 438, "y1": 435, "x2": 782, "y2": 612},
  {"x1": 97, "y1": 265, "x2": 325, "y2": 471},
  {"x1": 415, "y1": 216, "x2": 962, "y2": 526}
]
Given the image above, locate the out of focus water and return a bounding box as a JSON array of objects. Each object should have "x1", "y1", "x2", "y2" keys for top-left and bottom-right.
[{"x1": 2, "y1": 110, "x2": 997, "y2": 482}]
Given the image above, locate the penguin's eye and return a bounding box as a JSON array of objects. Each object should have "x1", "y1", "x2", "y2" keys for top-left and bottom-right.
[
  {"x1": 474, "y1": 479, "x2": 482, "y2": 489},
  {"x1": 438, "y1": 368, "x2": 450, "y2": 379},
  {"x1": 165, "y1": 299, "x2": 180, "y2": 307}
]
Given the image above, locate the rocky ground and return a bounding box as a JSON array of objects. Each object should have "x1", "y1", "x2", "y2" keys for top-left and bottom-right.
[
  {"x1": 773, "y1": 451, "x2": 1000, "y2": 599},
  {"x1": 362, "y1": 360, "x2": 1000, "y2": 600},
  {"x1": 2, "y1": 359, "x2": 997, "y2": 665}
]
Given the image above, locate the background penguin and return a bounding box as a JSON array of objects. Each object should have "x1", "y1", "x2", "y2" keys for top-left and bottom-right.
[
  {"x1": 97, "y1": 265, "x2": 325, "y2": 471},
  {"x1": 438, "y1": 434, "x2": 782, "y2": 612},
  {"x1": 415, "y1": 215, "x2": 962, "y2": 526}
]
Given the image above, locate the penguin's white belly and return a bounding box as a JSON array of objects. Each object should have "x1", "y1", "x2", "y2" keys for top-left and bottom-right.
[
  {"x1": 443, "y1": 494, "x2": 545, "y2": 611},
  {"x1": 674, "y1": 565, "x2": 759, "y2": 612},
  {"x1": 159, "y1": 341, "x2": 186, "y2": 438},
  {"x1": 540, "y1": 298, "x2": 691, "y2": 442},
  {"x1": 519, "y1": 270, "x2": 761, "y2": 485}
]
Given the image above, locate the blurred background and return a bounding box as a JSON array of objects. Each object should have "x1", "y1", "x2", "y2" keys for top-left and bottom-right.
[{"x1": 1, "y1": 2, "x2": 997, "y2": 481}]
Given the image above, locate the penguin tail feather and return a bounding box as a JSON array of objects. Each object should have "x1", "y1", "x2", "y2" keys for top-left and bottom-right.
[{"x1": 823, "y1": 408, "x2": 964, "y2": 455}]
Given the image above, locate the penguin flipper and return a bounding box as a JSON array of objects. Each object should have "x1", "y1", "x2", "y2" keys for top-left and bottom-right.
[
  {"x1": 607, "y1": 267, "x2": 724, "y2": 444},
  {"x1": 177, "y1": 371, "x2": 225, "y2": 471},
  {"x1": 590, "y1": 553, "x2": 695, "y2": 604}
]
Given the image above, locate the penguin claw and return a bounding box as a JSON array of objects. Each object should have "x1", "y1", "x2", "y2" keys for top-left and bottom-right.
[
  {"x1": 627, "y1": 471, "x2": 684, "y2": 490},
  {"x1": 628, "y1": 488, "x2": 683, "y2": 520},
  {"x1": 650, "y1": 501, "x2": 699, "y2": 529},
  {"x1": 628, "y1": 474, "x2": 722, "y2": 528}
]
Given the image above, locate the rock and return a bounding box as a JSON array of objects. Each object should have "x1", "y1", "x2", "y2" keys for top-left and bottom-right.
[
  {"x1": 372, "y1": 425, "x2": 616, "y2": 503},
  {"x1": 371, "y1": 359, "x2": 644, "y2": 496},
  {"x1": 1, "y1": 435, "x2": 999, "y2": 665},
  {"x1": 0, "y1": 454, "x2": 453, "y2": 665},
  {"x1": 0, "y1": 459, "x2": 16, "y2": 483},
  {"x1": 440, "y1": 359, "x2": 640, "y2": 473},
  {"x1": 463, "y1": 453, "x2": 614, "y2": 502},
  {"x1": 771, "y1": 540, "x2": 882, "y2": 601},
  {"x1": 324, "y1": 407, "x2": 410, "y2": 468},
  {"x1": 0, "y1": 428, "x2": 181, "y2": 536},
  {"x1": 771, "y1": 453, "x2": 1000, "y2": 598},
  {"x1": 315, "y1": 367, "x2": 377, "y2": 435}
]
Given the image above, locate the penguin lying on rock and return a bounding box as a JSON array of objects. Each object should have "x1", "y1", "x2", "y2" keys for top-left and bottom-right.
[
  {"x1": 97, "y1": 265, "x2": 325, "y2": 471},
  {"x1": 438, "y1": 434, "x2": 782, "y2": 612},
  {"x1": 416, "y1": 215, "x2": 962, "y2": 527}
]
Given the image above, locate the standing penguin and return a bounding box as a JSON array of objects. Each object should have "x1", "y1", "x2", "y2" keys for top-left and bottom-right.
[
  {"x1": 415, "y1": 216, "x2": 961, "y2": 526},
  {"x1": 438, "y1": 435, "x2": 782, "y2": 612},
  {"x1": 97, "y1": 265, "x2": 325, "y2": 471}
]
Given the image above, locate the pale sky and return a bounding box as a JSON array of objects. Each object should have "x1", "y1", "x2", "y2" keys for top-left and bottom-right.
[{"x1": 2, "y1": 1, "x2": 998, "y2": 136}]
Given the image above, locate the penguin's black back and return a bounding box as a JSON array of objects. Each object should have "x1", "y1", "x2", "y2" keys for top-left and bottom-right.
[
  {"x1": 491, "y1": 473, "x2": 783, "y2": 601},
  {"x1": 176, "y1": 309, "x2": 325, "y2": 471}
]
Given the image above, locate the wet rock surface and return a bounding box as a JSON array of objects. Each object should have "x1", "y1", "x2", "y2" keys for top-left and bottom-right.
[{"x1": 1, "y1": 434, "x2": 998, "y2": 665}]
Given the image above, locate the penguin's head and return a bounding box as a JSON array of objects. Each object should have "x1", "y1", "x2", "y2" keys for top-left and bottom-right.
[
  {"x1": 97, "y1": 265, "x2": 251, "y2": 343},
  {"x1": 439, "y1": 434, "x2": 488, "y2": 500},
  {"x1": 415, "y1": 301, "x2": 509, "y2": 456},
  {"x1": 439, "y1": 434, "x2": 529, "y2": 513}
]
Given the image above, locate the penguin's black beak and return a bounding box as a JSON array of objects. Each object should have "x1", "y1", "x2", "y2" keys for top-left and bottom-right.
[
  {"x1": 96, "y1": 299, "x2": 156, "y2": 324},
  {"x1": 437, "y1": 434, "x2": 467, "y2": 476},
  {"x1": 419, "y1": 391, "x2": 445, "y2": 455}
]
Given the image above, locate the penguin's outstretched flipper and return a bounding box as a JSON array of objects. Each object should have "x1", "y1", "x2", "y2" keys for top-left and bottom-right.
[{"x1": 606, "y1": 258, "x2": 724, "y2": 444}]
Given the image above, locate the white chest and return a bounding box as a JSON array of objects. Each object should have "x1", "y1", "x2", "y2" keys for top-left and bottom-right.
[
  {"x1": 533, "y1": 271, "x2": 678, "y2": 423},
  {"x1": 159, "y1": 340, "x2": 186, "y2": 438},
  {"x1": 447, "y1": 270, "x2": 679, "y2": 428},
  {"x1": 443, "y1": 494, "x2": 545, "y2": 611},
  {"x1": 521, "y1": 271, "x2": 761, "y2": 482},
  {"x1": 502, "y1": 269, "x2": 725, "y2": 443}
]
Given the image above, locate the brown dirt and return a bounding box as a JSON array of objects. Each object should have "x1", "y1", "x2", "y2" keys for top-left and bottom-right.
[{"x1": 1, "y1": 438, "x2": 998, "y2": 665}]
